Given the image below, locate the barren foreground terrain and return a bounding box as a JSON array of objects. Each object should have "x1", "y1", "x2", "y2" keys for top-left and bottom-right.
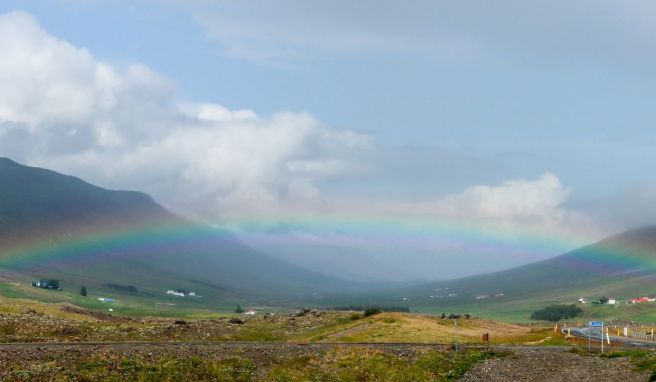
[
  {"x1": 0, "y1": 342, "x2": 651, "y2": 381},
  {"x1": 0, "y1": 295, "x2": 654, "y2": 381}
]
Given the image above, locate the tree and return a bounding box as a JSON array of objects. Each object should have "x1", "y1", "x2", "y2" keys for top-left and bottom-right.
[
  {"x1": 599, "y1": 296, "x2": 609, "y2": 304},
  {"x1": 80, "y1": 286, "x2": 87, "y2": 297},
  {"x1": 235, "y1": 305, "x2": 244, "y2": 313},
  {"x1": 530, "y1": 304, "x2": 582, "y2": 321}
]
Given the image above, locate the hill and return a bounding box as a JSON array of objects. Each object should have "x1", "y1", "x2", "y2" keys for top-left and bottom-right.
[
  {"x1": 353, "y1": 227, "x2": 656, "y2": 321},
  {"x1": 0, "y1": 158, "x2": 359, "y2": 307}
]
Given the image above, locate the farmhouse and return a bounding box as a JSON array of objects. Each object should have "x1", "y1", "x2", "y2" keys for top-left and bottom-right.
[
  {"x1": 31, "y1": 279, "x2": 60, "y2": 290},
  {"x1": 166, "y1": 289, "x2": 197, "y2": 297},
  {"x1": 628, "y1": 297, "x2": 653, "y2": 304}
]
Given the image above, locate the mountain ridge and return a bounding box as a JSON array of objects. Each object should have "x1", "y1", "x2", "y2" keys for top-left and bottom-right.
[{"x1": 0, "y1": 158, "x2": 360, "y2": 305}]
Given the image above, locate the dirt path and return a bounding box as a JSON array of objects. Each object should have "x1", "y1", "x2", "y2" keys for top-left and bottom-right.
[{"x1": 460, "y1": 348, "x2": 650, "y2": 381}]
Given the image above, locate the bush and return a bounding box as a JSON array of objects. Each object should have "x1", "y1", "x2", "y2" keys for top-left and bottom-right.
[
  {"x1": 530, "y1": 304, "x2": 582, "y2": 321},
  {"x1": 350, "y1": 313, "x2": 363, "y2": 320},
  {"x1": 80, "y1": 286, "x2": 87, "y2": 297},
  {"x1": 363, "y1": 308, "x2": 381, "y2": 317}
]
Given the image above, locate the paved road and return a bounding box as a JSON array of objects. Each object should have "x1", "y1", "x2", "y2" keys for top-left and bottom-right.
[{"x1": 564, "y1": 326, "x2": 656, "y2": 348}]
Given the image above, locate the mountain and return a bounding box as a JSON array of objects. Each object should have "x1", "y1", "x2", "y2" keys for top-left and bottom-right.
[
  {"x1": 0, "y1": 158, "x2": 360, "y2": 304},
  {"x1": 391, "y1": 226, "x2": 656, "y2": 310}
]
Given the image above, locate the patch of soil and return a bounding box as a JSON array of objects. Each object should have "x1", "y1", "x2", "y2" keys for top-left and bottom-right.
[{"x1": 60, "y1": 305, "x2": 124, "y2": 321}]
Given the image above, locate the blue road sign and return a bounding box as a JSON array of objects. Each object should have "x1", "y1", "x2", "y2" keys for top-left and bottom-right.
[{"x1": 589, "y1": 321, "x2": 603, "y2": 327}]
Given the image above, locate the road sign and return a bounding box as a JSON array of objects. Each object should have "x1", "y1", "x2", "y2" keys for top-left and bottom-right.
[{"x1": 589, "y1": 321, "x2": 603, "y2": 327}]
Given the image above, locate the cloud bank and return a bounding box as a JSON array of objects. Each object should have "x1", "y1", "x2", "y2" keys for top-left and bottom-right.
[{"x1": 0, "y1": 11, "x2": 371, "y2": 222}]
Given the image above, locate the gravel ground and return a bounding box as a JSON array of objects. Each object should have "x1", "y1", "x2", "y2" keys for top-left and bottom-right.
[
  {"x1": 0, "y1": 343, "x2": 650, "y2": 381},
  {"x1": 0, "y1": 342, "x2": 453, "y2": 381},
  {"x1": 461, "y1": 348, "x2": 650, "y2": 381}
]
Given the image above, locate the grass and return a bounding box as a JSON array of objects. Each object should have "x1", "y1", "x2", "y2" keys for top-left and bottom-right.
[
  {"x1": 0, "y1": 281, "x2": 288, "y2": 319},
  {"x1": 293, "y1": 312, "x2": 545, "y2": 344},
  {"x1": 415, "y1": 296, "x2": 656, "y2": 324}
]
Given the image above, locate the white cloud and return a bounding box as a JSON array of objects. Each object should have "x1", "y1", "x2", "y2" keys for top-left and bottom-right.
[
  {"x1": 0, "y1": 11, "x2": 371, "y2": 222},
  {"x1": 431, "y1": 173, "x2": 570, "y2": 221}
]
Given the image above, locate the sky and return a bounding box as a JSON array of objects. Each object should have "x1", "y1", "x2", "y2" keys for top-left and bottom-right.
[{"x1": 1, "y1": 1, "x2": 656, "y2": 281}]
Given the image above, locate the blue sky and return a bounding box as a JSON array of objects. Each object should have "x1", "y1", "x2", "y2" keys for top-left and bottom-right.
[{"x1": 1, "y1": 1, "x2": 655, "y2": 280}]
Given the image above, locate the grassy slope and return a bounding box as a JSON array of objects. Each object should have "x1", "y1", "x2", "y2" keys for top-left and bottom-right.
[
  {"x1": 348, "y1": 226, "x2": 656, "y2": 322},
  {"x1": 0, "y1": 291, "x2": 555, "y2": 345},
  {"x1": 292, "y1": 312, "x2": 559, "y2": 345}
]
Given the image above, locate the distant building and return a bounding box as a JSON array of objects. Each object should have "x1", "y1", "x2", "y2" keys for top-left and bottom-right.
[
  {"x1": 607, "y1": 298, "x2": 617, "y2": 305},
  {"x1": 244, "y1": 309, "x2": 257, "y2": 315},
  {"x1": 476, "y1": 294, "x2": 489, "y2": 300},
  {"x1": 166, "y1": 289, "x2": 197, "y2": 297},
  {"x1": 578, "y1": 298, "x2": 587, "y2": 303},
  {"x1": 628, "y1": 297, "x2": 651, "y2": 304},
  {"x1": 31, "y1": 279, "x2": 60, "y2": 290}
]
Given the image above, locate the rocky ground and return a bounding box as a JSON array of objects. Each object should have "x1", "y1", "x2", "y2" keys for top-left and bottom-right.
[
  {"x1": 0, "y1": 306, "x2": 349, "y2": 342},
  {"x1": 461, "y1": 348, "x2": 651, "y2": 381},
  {"x1": 0, "y1": 342, "x2": 651, "y2": 381},
  {"x1": 0, "y1": 342, "x2": 490, "y2": 381}
]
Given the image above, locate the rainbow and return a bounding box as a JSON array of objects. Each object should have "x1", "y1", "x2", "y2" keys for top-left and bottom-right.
[
  {"x1": 1, "y1": 214, "x2": 655, "y2": 282},
  {"x1": 0, "y1": 219, "x2": 233, "y2": 272}
]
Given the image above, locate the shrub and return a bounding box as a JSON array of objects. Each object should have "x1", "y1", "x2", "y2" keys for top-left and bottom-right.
[
  {"x1": 350, "y1": 313, "x2": 363, "y2": 321},
  {"x1": 530, "y1": 304, "x2": 582, "y2": 321},
  {"x1": 364, "y1": 308, "x2": 381, "y2": 317}
]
